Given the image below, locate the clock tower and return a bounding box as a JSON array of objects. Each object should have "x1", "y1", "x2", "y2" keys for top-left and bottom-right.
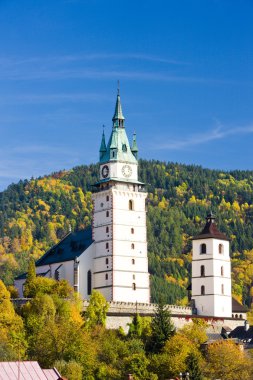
[{"x1": 92, "y1": 90, "x2": 150, "y2": 303}]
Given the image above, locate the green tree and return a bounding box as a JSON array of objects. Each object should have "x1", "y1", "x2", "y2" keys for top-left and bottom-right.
[
  {"x1": 23, "y1": 257, "x2": 36, "y2": 297},
  {"x1": 54, "y1": 360, "x2": 83, "y2": 380},
  {"x1": 185, "y1": 352, "x2": 203, "y2": 380},
  {"x1": 147, "y1": 300, "x2": 175, "y2": 353},
  {"x1": 85, "y1": 290, "x2": 109, "y2": 329}
]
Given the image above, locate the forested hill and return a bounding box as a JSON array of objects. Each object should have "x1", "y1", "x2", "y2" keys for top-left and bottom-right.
[{"x1": 1, "y1": 159, "x2": 253, "y2": 306}]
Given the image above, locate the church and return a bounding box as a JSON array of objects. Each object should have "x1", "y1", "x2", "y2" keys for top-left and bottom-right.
[
  {"x1": 15, "y1": 90, "x2": 150, "y2": 304},
  {"x1": 15, "y1": 90, "x2": 239, "y2": 320}
]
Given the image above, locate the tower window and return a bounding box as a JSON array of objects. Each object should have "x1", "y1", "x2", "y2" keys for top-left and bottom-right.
[
  {"x1": 106, "y1": 195, "x2": 109, "y2": 202},
  {"x1": 133, "y1": 274, "x2": 135, "y2": 280},
  {"x1": 105, "y1": 274, "x2": 108, "y2": 280},
  {"x1": 106, "y1": 211, "x2": 109, "y2": 217},
  {"x1": 131, "y1": 243, "x2": 135, "y2": 249},
  {"x1": 201, "y1": 285, "x2": 205, "y2": 295},
  {"x1": 219, "y1": 244, "x2": 223, "y2": 254},
  {"x1": 129, "y1": 200, "x2": 134, "y2": 210},
  {"x1": 131, "y1": 228, "x2": 134, "y2": 234},
  {"x1": 221, "y1": 284, "x2": 224, "y2": 294},
  {"x1": 132, "y1": 259, "x2": 135, "y2": 265},
  {"x1": 132, "y1": 283, "x2": 136, "y2": 290},
  {"x1": 106, "y1": 242, "x2": 109, "y2": 249},
  {"x1": 106, "y1": 226, "x2": 109, "y2": 233},
  {"x1": 200, "y1": 243, "x2": 206, "y2": 254},
  {"x1": 200, "y1": 265, "x2": 205, "y2": 277},
  {"x1": 87, "y1": 270, "x2": 92, "y2": 296},
  {"x1": 221, "y1": 266, "x2": 224, "y2": 276},
  {"x1": 106, "y1": 258, "x2": 109, "y2": 265}
]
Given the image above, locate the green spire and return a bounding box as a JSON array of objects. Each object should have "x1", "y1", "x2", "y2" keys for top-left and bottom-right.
[
  {"x1": 99, "y1": 89, "x2": 137, "y2": 165},
  {"x1": 131, "y1": 132, "x2": 138, "y2": 159},
  {"x1": 99, "y1": 128, "x2": 107, "y2": 160},
  {"x1": 112, "y1": 88, "x2": 125, "y2": 128}
]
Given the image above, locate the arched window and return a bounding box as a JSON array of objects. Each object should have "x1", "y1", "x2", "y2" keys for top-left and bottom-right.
[
  {"x1": 132, "y1": 259, "x2": 135, "y2": 265},
  {"x1": 106, "y1": 226, "x2": 109, "y2": 233},
  {"x1": 235, "y1": 314, "x2": 238, "y2": 319},
  {"x1": 240, "y1": 314, "x2": 243, "y2": 319},
  {"x1": 105, "y1": 258, "x2": 109, "y2": 265},
  {"x1": 87, "y1": 270, "x2": 92, "y2": 295},
  {"x1": 106, "y1": 211, "x2": 109, "y2": 217},
  {"x1": 200, "y1": 265, "x2": 205, "y2": 277},
  {"x1": 131, "y1": 243, "x2": 135, "y2": 249},
  {"x1": 106, "y1": 195, "x2": 109, "y2": 202},
  {"x1": 131, "y1": 228, "x2": 134, "y2": 234},
  {"x1": 219, "y1": 244, "x2": 223, "y2": 254},
  {"x1": 221, "y1": 266, "x2": 224, "y2": 276},
  {"x1": 129, "y1": 200, "x2": 134, "y2": 210},
  {"x1": 132, "y1": 283, "x2": 136, "y2": 290},
  {"x1": 201, "y1": 285, "x2": 205, "y2": 295},
  {"x1": 232, "y1": 314, "x2": 234, "y2": 318},
  {"x1": 221, "y1": 284, "x2": 224, "y2": 294},
  {"x1": 200, "y1": 243, "x2": 206, "y2": 254},
  {"x1": 106, "y1": 242, "x2": 109, "y2": 249},
  {"x1": 105, "y1": 273, "x2": 108, "y2": 280}
]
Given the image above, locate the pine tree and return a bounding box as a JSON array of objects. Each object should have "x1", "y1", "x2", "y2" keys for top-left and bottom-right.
[
  {"x1": 148, "y1": 299, "x2": 175, "y2": 353},
  {"x1": 23, "y1": 257, "x2": 36, "y2": 297},
  {"x1": 186, "y1": 352, "x2": 203, "y2": 380}
]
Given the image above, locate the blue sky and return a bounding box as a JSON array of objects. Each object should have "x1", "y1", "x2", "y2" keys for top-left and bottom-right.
[{"x1": 0, "y1": 0, "x2": 252, "y2": 190}]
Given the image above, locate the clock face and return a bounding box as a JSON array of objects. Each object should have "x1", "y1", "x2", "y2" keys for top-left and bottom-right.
[
  {"x1": 101, "y1": 165, "x2": 109, "y2": 178},
  {"x1": 122, "y1": 164, "x2": 132, "y2": 178}
]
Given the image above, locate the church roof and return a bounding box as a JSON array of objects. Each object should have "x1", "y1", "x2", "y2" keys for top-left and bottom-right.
[
  {"x1": 112, "y1": 92, "x2": 125, "y2": 122},
  {"x1": 192, "y1": 212, "x2": 229, "y2": 241},
  {"x1": 36, "y1": 227, "x2": 93, "y2": 266},
  {"x1": 99, "y1": 91, "x2": 137, "y2": 165}
]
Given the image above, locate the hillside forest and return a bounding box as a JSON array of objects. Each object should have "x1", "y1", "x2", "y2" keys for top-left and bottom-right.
[{"x1": 0, "y1": 160, "x2": 253, "y2": 307}]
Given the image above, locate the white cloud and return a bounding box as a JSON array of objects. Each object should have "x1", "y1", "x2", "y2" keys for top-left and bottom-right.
[{"x1": 154, "y1": 123, "x2": 253, "y2": 150}]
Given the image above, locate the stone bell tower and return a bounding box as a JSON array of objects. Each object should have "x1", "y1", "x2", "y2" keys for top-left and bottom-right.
[
  {"x1": 191, "y1": 213, "x2": 232, "y2": 317},
  {"x1": 92, "y1": 89, "x2": 150, "y2": 303}
]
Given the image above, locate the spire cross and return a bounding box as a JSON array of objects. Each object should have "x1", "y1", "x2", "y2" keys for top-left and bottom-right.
[{"x1": 117, "y1": 80, "x2": 120, "y2": 95}]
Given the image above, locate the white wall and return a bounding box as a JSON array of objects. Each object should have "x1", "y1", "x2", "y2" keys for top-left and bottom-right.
[{"x1": 192, "y1": 237, "x2": 232, "y2": 317}]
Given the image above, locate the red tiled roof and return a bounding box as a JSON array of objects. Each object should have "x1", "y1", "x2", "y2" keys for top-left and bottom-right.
[{"x1": 0, "y1": 361, "x2": 61, "y2": 380}]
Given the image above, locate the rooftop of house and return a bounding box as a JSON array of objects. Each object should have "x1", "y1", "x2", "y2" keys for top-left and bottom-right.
[
  {"x1": 232, "y1": 298, "x2": 248, "y2": 313},
  {"x1": 229, "y1": 325, "x2": 253, "y2": 344},
  {"x1": 0, "y1": 361, "x2": 62, "y2": 380}
]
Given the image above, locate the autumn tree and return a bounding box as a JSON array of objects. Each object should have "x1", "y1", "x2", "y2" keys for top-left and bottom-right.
[
  {"x1": 205, "y1": 340, "x2": 252, "y2": 380},
  {"x1": 0, "y1": 279, "x2": 26, "y2": 360},
  {"x1": 85, "y1": 290, "x2": 109, "y2": 330}
]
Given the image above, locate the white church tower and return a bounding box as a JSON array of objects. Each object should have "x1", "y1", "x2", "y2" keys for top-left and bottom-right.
[
  {"x1": 191, "y1": 212, "x2": 232, "y2": 318},
  {"x1": 92, "y1": 90, "x2": 150, "y2": 303}
]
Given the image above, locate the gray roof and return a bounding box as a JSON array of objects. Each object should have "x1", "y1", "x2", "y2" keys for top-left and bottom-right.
[
  {"x1": 36, "y1": 227, "x2": 93, "y2": 266},
  {"x1": 229, "y1": 326, "x2": 253, "y2": 343}
]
